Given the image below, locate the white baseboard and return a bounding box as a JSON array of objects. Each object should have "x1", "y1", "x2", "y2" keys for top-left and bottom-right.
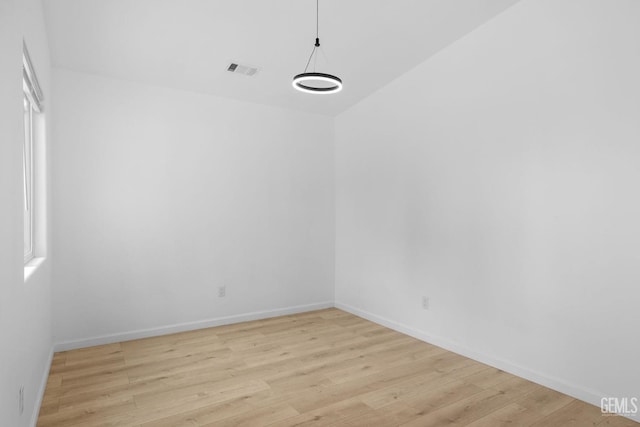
[
  {"x1": 31, "y1": 347, "x2": 53, "y2": 427},
  {"x1": 334, "y1": 301, "x2": 639, "y2": 422},
  {"x1": 54, "y1": 301, "x2": 333, "y2": 352}
]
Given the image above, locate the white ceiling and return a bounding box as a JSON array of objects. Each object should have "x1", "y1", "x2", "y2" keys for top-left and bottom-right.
[{"x1": 44, "y1": 0, "x2": 519, "y2": 116}]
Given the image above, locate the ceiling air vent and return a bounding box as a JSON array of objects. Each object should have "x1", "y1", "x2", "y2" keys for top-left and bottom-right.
[{"x1": 227, "y1": 63, "x2": 257, "y2": 76}]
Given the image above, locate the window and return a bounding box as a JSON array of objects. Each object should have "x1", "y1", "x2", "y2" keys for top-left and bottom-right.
[
  {"x1": 23, "y1": 88, "x2": 34, "y2": 262},
  {"x1": 23, "y1": 43, "x2": 43, "y2": 265}
]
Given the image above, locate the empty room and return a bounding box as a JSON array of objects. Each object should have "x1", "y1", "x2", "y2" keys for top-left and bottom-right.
[{"x1": 1, "y1": 0, "x2": 639, "y2": 425}]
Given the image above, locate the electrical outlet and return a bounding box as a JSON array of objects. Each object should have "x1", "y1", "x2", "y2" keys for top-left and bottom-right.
[
  {"x1": 422, "y1": 296, "x2": 429, "y2": 310},
  {"x1": 19, "y1": 385, "x2": 24, "y2": 415},
  {"x1": 218, "y1": 286, "x2": 226, "y2": 298}
]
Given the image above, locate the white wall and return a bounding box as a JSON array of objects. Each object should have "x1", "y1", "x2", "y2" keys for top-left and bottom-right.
[
  {"x1": 335, "y1": 0, "x2": 640, "y2": 417},
  {"x1": 0, "y1": 0, "x2": 53, "y2": 425},
  {"x1": 7, "y1": 0, "x2": 638, "y2": 423},
  {"x1": 52, "y1": 69, "x2": 334, "y2": 346}
]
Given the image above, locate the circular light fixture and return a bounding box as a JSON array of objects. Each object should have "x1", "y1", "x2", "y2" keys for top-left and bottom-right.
[
  {"x1": 292, "y1": 72, "x2": 343, "y2": 94},
  {"x1": 292, "y1": 0, "x2": 342, "y2": 95}
]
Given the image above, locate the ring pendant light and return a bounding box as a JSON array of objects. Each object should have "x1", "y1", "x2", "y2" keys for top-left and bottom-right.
[{"x1": 292, "y1": 0, "x2": 342, "y2": 94}]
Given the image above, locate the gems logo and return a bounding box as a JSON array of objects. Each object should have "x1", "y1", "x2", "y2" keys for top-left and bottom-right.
[{"x1": 601, "y1": 397, "x2": 639, "y2": 417}]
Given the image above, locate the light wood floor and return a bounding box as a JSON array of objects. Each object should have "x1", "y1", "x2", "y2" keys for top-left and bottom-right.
[{"x1": 38, "y1": 309, "x2": 637, "y2": 426}]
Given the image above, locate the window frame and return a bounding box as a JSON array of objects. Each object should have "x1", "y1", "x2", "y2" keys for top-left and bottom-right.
[
  {"x1": 23, "y1": 89, "x2": 34, "y2": 263},
  {"x1": 22, "y1": 42, "x2": 43, "y2": 266}
]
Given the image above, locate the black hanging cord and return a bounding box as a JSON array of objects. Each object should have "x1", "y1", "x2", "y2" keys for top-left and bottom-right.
[
  {"x1": 303, "y1": 0, "x2": 321, "y2": 73},
  {"x1": 303, "y1": 46, "x2": 316, "y2": 73}
]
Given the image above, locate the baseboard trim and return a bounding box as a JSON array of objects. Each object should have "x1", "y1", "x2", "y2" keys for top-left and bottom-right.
[
  {"x1": 334, "y1": 301, "x2": 633, "y2": 420},
  {"x1": 54, "y1": 301, "x2": 333, "y2": 352},
  {"x1": 31, "y1": 347, "x2": 54, "y2": 427}
]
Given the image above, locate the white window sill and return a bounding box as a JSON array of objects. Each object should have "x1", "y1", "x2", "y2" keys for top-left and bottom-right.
[{"x1": 24, "y1": 257, "x2": 45, "y2": 282}]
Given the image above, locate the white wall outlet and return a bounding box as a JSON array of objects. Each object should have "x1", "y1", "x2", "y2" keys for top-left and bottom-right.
[
  {"x1": 218, "y1": 286, "x2": 226, "y2": 298},
  {"x1": 19, "y1": 385, "x2": 24, "y2": 415},
  {"x1": 422, "y1": 296, "x2": 429, "y2": 310}
]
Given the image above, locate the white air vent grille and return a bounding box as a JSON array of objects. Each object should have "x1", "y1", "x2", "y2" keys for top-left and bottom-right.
[{"x1": 227, "y1": 63, "x2": 257, "y2": 76}]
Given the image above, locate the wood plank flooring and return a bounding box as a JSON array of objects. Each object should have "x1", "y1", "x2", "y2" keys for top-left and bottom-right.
[{"x1": 37, "y1": 309, "x2": 638, "y2": 426}]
